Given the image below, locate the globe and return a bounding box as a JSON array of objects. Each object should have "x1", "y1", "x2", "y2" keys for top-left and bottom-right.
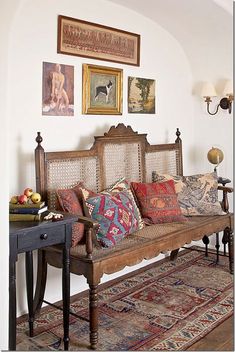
[{"x1": 207, "y1": 147, "x2": 224, "y2": 165}]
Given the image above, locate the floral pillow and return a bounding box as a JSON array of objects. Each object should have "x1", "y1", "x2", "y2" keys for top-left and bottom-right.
[
  {"x1": 131, "y1": 180, "x2": 186, "y2": 224},
  {"x1": 152, "y1": 172, "x2": 225, "y2": 216},
  {"x1": 85, "y1": 190, "x2": 139, "y2": 247},
  {"x1": 57, "y1": 182, "x2": 85, "y2": 246}
]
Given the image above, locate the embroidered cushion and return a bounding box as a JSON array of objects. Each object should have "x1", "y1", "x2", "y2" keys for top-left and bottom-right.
[
  {"x1": 81, "y1": 177, "x2": 145, "y2": 231},
  {"x1": 131, "y1": 180, "x2": 186, "y2": 224},
  {"x1": 103, "y1": 177, "x2": 145, "y2": 230},
  {"x1": 85, "y1": 190, "x2": 139, "y2": 247},
  {"x1": 152, "y1": 172, "x2": 225, "y2": 216},
  {"x1": 57, "y1": 183, "x2": 85, "y2": 246}
]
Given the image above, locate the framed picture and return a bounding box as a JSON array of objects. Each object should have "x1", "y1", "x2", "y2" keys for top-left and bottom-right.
[
  {"x1": 128, "y1": 76, "x2": 156, "y2": 114},
  {"x1": 58, "y1": 15, "x2": 140, "y2": 66},
  {"x1": 82, "y1": 64, "x2": 123, "y2": 115},
  {"x1": 42, "y1": 62, "x2": 74, "y2": 116}
]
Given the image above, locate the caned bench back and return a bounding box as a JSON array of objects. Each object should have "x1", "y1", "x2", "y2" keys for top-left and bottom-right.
[{"x1": 35, "y1": 124, "x2": 183, "y2": 209}]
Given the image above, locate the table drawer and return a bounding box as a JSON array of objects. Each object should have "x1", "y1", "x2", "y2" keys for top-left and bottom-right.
[{"x1": 17, "y1": 225, "x2": 65, "y2": 252}]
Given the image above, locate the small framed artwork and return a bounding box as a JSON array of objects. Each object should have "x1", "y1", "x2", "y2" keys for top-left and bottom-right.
[
  {"x1": 82, "y1": 64, "x2": 123, "y2": 115},
  {"x1": 128, "y1": 76, "x2": 156, "y2": 114},
  {"x1": 57, "y1": 15, "x2": 140, "y2": 66},
  {"x1": 42, "y1": 62, "x2": 74, "y2": 116}
]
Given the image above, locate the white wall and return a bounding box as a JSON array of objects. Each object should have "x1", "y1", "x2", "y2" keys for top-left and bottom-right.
[
  {"x1": 0, "y1": 0, "x2": 232, "y2": 347},
  {"x1": 0, "y1": 1, "x2": 21, "y2": 348},
  {"x1": 7, "y1": 0, "x2": 194, "y2": 318}
]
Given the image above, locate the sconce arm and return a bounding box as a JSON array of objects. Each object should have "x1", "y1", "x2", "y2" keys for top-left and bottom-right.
[
  {"x1": 206, "y1": 100, "x2": 220, "y2": 115},
  {"x1": 205, "y1": 96, "x2": 233, "y2": 115}
]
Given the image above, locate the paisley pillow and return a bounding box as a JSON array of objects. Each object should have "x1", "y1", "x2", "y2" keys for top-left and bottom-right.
[{"x1": 152, "y1": 172, "x2": 225, "y2": 216}]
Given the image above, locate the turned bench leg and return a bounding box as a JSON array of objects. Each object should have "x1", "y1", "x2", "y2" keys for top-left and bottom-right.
[
  {"x1": 89, "y1": 284, "x2": 99, "y2": 350},
  {"x1": 170, "y1": 248, "x2": 180, "y2": 261},
  {"x1": 202, "y1": 235, "x2": 210, "y2": 257},
  {"x1": 215, "y1": 233, "x2": 220, "y2": 263}
]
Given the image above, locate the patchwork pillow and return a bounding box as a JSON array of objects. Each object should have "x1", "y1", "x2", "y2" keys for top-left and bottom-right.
[
  {"x1": 57, "y1": 183, "x2": 85, "y2": 246},
  {"x1": 131, "y1": 180, "x2": 186, "y2": 224},
  {"x1": 85, "y1": 190, "x2": 139, "y2": 247},
  {"x1": 152, "y1": 172, "x2": 225, "y2": 216},
  {"x1": 81, "y1": 177, "x2": 145, "y2": 231}
]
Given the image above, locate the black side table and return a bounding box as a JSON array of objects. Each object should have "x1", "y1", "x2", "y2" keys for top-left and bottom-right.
[{"x1": 9, "y1": 213, "x2": 77, "y2": 350}]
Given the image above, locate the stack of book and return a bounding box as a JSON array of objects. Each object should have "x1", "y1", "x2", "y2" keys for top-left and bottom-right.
[{"x1": 9, "y1": 201, "x2": 48, "y2": 221}]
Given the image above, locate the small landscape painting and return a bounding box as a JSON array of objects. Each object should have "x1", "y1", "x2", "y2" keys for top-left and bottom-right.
[
  {"x1": 42, "y1": 62, "x2": 74, "y2": 116},
  {"x1": 128, "y1": 76, "x2": 155, "y2": 114}
]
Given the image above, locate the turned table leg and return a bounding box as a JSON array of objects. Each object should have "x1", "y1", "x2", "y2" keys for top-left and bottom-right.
[
  {"x1": 228, "y1": 230, "x2": 234, "y2": 274},
  {"x1": 215, "y1": 233, "x2": 220, "y2": 263},
  {"x1": 25, "y1": 251, "x2": 34, "y2": 337}
]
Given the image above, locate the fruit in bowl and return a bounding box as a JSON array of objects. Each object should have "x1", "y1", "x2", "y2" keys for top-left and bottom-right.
[{"x1": 31, "y1": 192, "x2": 41, "y2": 204}]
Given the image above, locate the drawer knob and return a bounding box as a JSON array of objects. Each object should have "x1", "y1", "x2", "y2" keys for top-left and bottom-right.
[{"x1": 40, "y1": 233, "x2": 48, "y2": 240}]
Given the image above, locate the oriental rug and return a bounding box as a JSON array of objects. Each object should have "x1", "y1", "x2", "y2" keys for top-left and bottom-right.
[{"x1": 16, "y1": 248, "x2": 233, "y2": 351}]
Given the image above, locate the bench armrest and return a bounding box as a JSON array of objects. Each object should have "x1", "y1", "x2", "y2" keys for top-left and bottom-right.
[
  {"x1": 218, "y1": 185, "x2": 233, "y2": 193},
  {"x1": 77, "y1": 215, "x2": 99, "y2": 229},
  {"x1": 218, "y1": 185, "x2": 233, "y2": 213},
  {"x1": 76, "y1": 215, "x2": 99, "y2": 259}
]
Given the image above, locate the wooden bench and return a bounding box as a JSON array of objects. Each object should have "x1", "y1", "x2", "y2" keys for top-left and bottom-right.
[{"x1": 34, "y1": 123, "x2": 233, "y2": 350}]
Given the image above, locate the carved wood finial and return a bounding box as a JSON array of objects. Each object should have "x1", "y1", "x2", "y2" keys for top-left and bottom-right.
[
  {"x1": 104, "y1": 123, "x2": 138, "y2": 137},
  {"x1": 35, "y1": 132, "x2": 43, "y2": 150},
  {"x1": 175, "y1": 128, "x2": 182, "y2": 143}
]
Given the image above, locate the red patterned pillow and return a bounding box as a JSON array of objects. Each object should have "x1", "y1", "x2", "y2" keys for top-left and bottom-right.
[
  {"x1": 57, "y1": 183, "x2": 85, "y2": 246},
  {"x1": 131, "y1": 180, "x2": 186, "y2": 224}
]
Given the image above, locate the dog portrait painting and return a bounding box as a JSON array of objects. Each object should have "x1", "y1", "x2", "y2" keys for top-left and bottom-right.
[
  {"x1": 82, "y1": 64, "x2": 123, "y2": 115},
  {"x1": 91, "y1": 75, "x2": 116, "y2": 107}
]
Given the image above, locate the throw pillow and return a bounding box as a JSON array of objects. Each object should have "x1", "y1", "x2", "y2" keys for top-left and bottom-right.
[
  {"x1": 103, "y1": 177, "x2": 145, "y2": 230},
  {"x1": 57, "y1": 182, "x2": 85, "y2": 246},
  {"x1": 85, "y1": 190, "x2": 139, "y2": 247},
  {"x1": 152, "y1": 172, "x2": 225, "y2": 216},
  {"x1": 131, "y1": 180, "x2": 186, "y2": 224},
  {"x1": 81, "y1": 177, "x2": 145, "y2": 231}
]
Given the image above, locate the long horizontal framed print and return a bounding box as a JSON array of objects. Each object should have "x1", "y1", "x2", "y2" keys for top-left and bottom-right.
[
  {"x1": 82, "y1": 64, "x2": 123, "y2": 115},
  {"x1": 58, "y1": 15, "x2": 140, "y2": 66}
]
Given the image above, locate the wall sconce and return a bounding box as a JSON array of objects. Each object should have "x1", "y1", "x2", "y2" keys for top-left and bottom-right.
[{"x1": 201, "y1": 80, "x2": 233, "y2": 115}]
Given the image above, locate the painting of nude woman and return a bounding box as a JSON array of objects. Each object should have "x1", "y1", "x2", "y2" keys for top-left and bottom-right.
[{"x1": 42, "y1": 62, "x2": 74, "y2": 116}]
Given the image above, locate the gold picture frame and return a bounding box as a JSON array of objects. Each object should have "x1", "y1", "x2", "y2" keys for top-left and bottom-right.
[
  {"x1": 82, "y1": 64, "x2": 123, "y2": 115},
  {"x1": 58, "y1": 15, "x2": 140, "y2": 66}
]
